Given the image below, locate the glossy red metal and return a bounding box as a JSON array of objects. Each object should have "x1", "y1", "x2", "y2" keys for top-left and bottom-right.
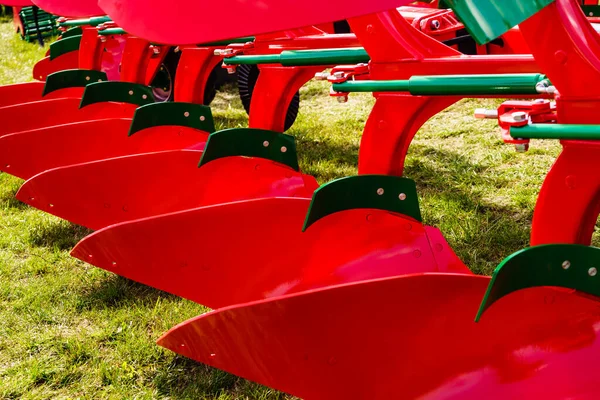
[
  {"x1": 31, "y1": 0, "x2": 104, "y2": 17},
  {"x1": 0, "y1": 120, "x2": 210, "y2": 180},
  {"x1": 158, "y1": 273, "x2": 600, "y2": 399},
  {"x1": 31, "y1": 51, "x2": 80, "y2": 81},
  {"x1": 18, "y1": 154, "x2": 318, "y2": 230},
  {"x1": 0, "y1": 99, "x2": 137, "y2": 138},
  {"x1": 98, "y1": 0, "x2": 414, "y2": 45},
  {"x1": 71, "y1": 198, "x2": 469, "y2": 308},
  {"x1": 2, "y1": 1, "x2": 32, "y2": 5}
]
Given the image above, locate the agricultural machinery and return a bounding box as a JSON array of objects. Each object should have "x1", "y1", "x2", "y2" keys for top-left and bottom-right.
[{"x1": 2, "y1": 0, "x2": 600, "y2": 398}]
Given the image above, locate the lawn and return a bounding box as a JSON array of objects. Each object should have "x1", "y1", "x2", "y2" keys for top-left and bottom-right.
[{"x1": 0, "y1": 14, "x2": 572, "y2": 399}]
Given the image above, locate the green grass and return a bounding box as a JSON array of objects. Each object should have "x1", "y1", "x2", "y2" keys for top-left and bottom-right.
[{"x1": 0, "y1": 16, "x2": 574, "y2": 398}]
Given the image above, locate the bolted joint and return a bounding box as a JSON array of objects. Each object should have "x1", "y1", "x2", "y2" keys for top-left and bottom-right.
[
  {"x1": 314, "y1": 72, "x2": 330, "y2": 81},
  {"x1": 474, "y1": 108, "x2": 499, "y2": 119},
  {"x1": 512, "y1": 111, "x2": 528, "y2": 122}
]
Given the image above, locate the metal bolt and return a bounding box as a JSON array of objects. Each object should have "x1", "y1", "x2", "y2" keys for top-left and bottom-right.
[
  {"x1": 200, "y1": 116, "x2": 206, "y2": 121},
  {"x1": 142, "y1": 94, "x2": 148, "y2": 100},
  {"x1": 512, "y1": 111, "x2": 527, "y2": 122},
  {"x1": 399, "y1": 193, "x2": 407, "y2": 201},
  {"x1": 152, "y1": 47, "x2": 161, "y2": 55},
  {"x1": 377, "y1": 188, "x2": 384, "y2": 195},
  {"x1": 85, "y1": 76, "x2": 90, "y2": 81},
  {"x1": 174, "y1": 46, "x2": 180, "y2": 53},
  {"x1": 430, "y1": 20, "x2": 440, "y2": 30},
  {"x1": 98, "y1": 79, "x2": 102, "y2": 82},
  {"x1": 474, "y1": 108, "x2": 498, "y2": 119},
  {"x1": 128, "y1": 90, "x2": 134, "y2": 95},
  {"x1": 263, "y1": 141, "x2": 269, "y2": 147},
  {"x1": 562, "y1": 260, "x2": 570, "y2": 270},
  {"x1": 280, "y1": 146, "x2": 287, "y2": 153},
  {"x1": 112, "y1": 261, "x2": 117, "y2": 267},
  {"x1": 184, "y1": 112, "x2": 190, "y2": 117},
  {"x1": 226, "y1": 67, "x2": 236, "y2": 75},
  {"x1": 333, "y1": 71, "x2": 345, "y2": 79},
  {"x1": 534, "y1": 99, "x2": 546, "y2": 104},
  {"x1": 589, "y1": 267, "x2": 598, "y2": 277}
]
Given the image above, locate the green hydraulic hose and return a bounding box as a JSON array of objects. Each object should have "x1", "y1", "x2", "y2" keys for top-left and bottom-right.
[
  {"x1": 223, "y1": 47, "x2": 369, "y2": 66},
  {"x1": 59, "y1": 16, "x2": 112, "y2": 27}
]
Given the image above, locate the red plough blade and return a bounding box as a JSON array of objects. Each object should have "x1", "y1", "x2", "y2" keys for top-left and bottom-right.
[
  {"x1": 0, "y1": 121, "x2": 209, "y2": 180},
  {"x1": 0, "y1": 82, "x2": 82, "y2": 108},
  {"x1": 32, "y1": 51, "x2": 80, "y2": 81},
  {"x1": 71, "y1": 198, "x2": 469, "y2": 309},
  {"x1": 0, "y1": 99, "x2": 136, "y2": 138},
  {"x1": 99, "y1": 0, "x2": 414, "y2": 45},
  {"x1": 158, "y1": 274, "x2": 600, "y2": 399},
  {"x1": 18, "y1": 154, "x2": 317, "y2": 230}
]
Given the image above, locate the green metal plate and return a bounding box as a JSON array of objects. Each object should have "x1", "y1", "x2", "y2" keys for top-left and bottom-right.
[
  {"x1": 43, "y1": 69, "x2": 108, "y2": 96},
  {"x1": 60, "y1": 27, "x2": 83, "y2": 39},
  {"x1": 79, "y1": 82, "x2": 155, "y2": 108},
  {"x1": 198, "y1": 128, "x2": 299, "y2": 171},
  {"x1": 582, "y1": 5, "x2": 600, "y2": 17},
  {"x1": 129, "y1": 102, "x2": 215, "y2": 136},
  {"x1": 475, "y1": 244, "x2": 600, "y2": 322},
  {"x1": 444, "y1": 0, "x2": 555, "y2": 44},
  {"x1": 303, "y1": 175, "x2": 422, "y2": 231},
  {"x1": 49, "y1": 35, "x2": 82, "y2": 60},
  {"x1": 98, "y1": 28, "x2": 127, "y2": 36}
]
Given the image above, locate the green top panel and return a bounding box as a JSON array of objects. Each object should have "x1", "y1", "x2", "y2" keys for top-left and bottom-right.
[
  {"x1": 59, "y1": 16, "x2": 112, "y2": 27},
  {"x1": 333, "y1": 74, "x2": 546, "y2": 96},
  {"x1": 198, "y1": 37, "x2": 255, "y2": 47},
  {"x1": 582, "y1": 5, "x2": 600, "y2": 18},
  {"x1": 475, "y1": 244, "x2": 600, "y2": 322},
  {"x1": 198, "y1": 128, "x2": 299, "y2": 171},
  {"x1": 129, "y1": 102, "x2": 216, "y2": 136},
  {"x1": 49, "y1": 35, "x2": 81, "y2": 60},
  {"x1": 511, "y1": 124, "x2": 600, "y2": 141},
  {"x1": 303, "y1": 175, "x2": 422, "y2": 231},
  {"x1": 61, "y1": 27, "x2": 83, "y2": 39},
  {"x1": 43, "y1": 69, "x2": 108, "y2": 96},
  {"x1": 79, "y1": 82, "x2": 155, "y2": 108},
  {"x1": 445, "y1": 0, "x2": 554, "y2": 44}
]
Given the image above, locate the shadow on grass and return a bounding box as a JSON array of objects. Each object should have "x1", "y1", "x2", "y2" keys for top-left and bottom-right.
[
  {"x1": 27, "y1": 220, "x2": 91, "y2": 250},
  {"x1": 76, "y1": 274, "x2": 180, "y2": 311},
  {"x1": 155, "y1": 355, "x2": 289, "y2": 399}
]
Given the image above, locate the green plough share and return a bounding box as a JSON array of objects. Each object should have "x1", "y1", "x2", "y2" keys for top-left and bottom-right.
[
  {"x1": 475, "y1": 244, "x2": 600, "y2": 322},
  {"x1": 43, "y1": 69, "x2": 108, "y2": 96},
  {"x1": 49, "y1": 35, "x2": 82, "y2": 60},
  {"x1": 198, "y1": 128, "x2": 299, "y2": 171},
  {"x1": 79, "y1": 82, "x2": 156, "y2": 108},
  {"x1": 303, "y1": 175, "x2": 422, "y2": 231},
  {"x1": 128, "y1": 102, "x2": 215, "y2": 136}
]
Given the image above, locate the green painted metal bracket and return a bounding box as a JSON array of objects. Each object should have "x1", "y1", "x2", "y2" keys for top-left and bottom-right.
[
  {"x1": 511, "y1": 124, "x2": 600, "y2": 140},
  {"x1": 61, "y1": 27, "x2": 83, "y2": 39},
  {"x1": 198, "y1": 37, "x2": 255, "y2": 47},
  {"x1": 49, "y1": 35, "x2": 82, "y2": 60},
  {"x1": 303, "y1": 175, "x2": 422, "y2": 231},
  {"x1": 43, "y1": 69, "x2": 108, "y2": 96},
  {"x1": 333, "y1": 74, "x2": 546, "y2": 96},
  {"x1": 129, "y1": 102, "x2": 215, "y2": 136},
  {"x1": 444, "y1": 0, "x2": 554, "y2": 44},
  {"x1": 475, "y1": 244, "x2": 600, "y2": 322},
  {"x1": 198, "y1": 128, "x2": 299, "y2": 171},
  {"x1": 59, "y1": 16, "x2": 112, "y2": 27},
  {"x1": 223, "y1": 47, "x2": 370, "y2": 66},
  {"x1": 98, "y1": 28, "x2": 127, "y2": 36},
  {"x1": 79, "y1": 82, "x2": 155, "y2": 108}
]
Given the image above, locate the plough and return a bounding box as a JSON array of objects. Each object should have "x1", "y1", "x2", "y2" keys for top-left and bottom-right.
[{"x1": 3, "y1": 0, "x2": 600, "y2": 398}]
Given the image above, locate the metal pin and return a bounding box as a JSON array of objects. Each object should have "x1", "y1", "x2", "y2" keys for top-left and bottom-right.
[
  {"x1": 562, "y1": 260, "x2": 570, "y2": 270},
  {"x1": 399, "y1": 193, "x2": 407, "y2": 201},
  {"x1": 128, "y1": 90, "x2": 134, "y2": 95},
  {"x1": 589, "y1": 267, "x2": 597, "y2": 277},
  {"x1": 281, "y1": 146, "x2": 287, "y2": 153},
  {"x1": 377, "y1": 188, "x2": 384, "y2": 195},
  {"x1": 184, "y1": 112, "x2": 190, "y2": 117},
  {"x1": 263, "y1": 141, "x2": 270, "y2": 147}
]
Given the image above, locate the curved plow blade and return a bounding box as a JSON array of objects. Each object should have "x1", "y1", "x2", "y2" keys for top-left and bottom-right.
[
  {"x1": 0, "y1": 82, "x2": 82, "y2": 108},
  {"x1": 18, "y1": 153, "x2": 317, "y2": 230},
  {"x1": 71, "y1": 198, "x2": 469, "y2": 309},
  {"x1": 0, "y1": 120, "x2": 209, "y2": 180},
  {"x1": 99, "y1": 0, "x2": 414, "y2": 45},
  {"x1": 0, "y1": 98, "x2": 137, "y2": 138},
  {"x1": 159, "y1": 273, "x2": 600, "y2": 399},
  {"x1": 32, "y1": 52, "x2": 80, "y2": 82},
  {"x1": 32, "y1": 0, "x2": 104, "y2": 17}
]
